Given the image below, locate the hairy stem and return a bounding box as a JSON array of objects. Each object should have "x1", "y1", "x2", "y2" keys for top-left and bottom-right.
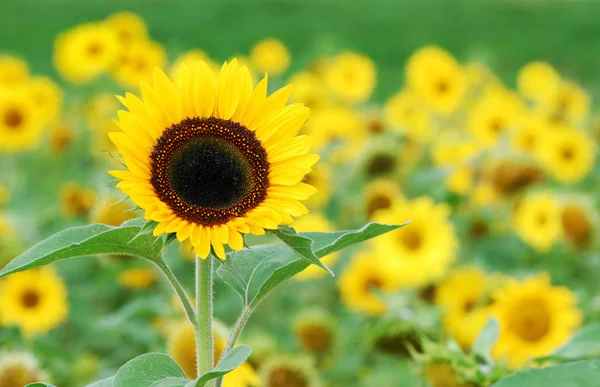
[
  {"x1": 156, "y1": 260, "x2": 196, "y2": 328},
  {"x1": 196, "y1": 254, "x2": 215, "y2": 384}
]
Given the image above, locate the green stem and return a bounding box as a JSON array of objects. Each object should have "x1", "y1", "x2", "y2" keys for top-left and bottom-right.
[
  {"x1": 215, "y1": 306, "x2": 253, "y2": 387},
  {"x1": 196, "y1": 254, "x2": 215, "y2": 384},
  {"x1": 156, "y1": 260, "x2": 196, "y2": 328}
]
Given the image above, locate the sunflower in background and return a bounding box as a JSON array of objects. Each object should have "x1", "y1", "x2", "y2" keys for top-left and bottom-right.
[
  {"x1": 105, "y1": 11, "x2": 148, "y2": 48},
  {"x1": 109, "y1": 60, "x2": 318, "y2": 258},
  {"x1": 517, "y1": 61, "x2": 561, "y2": 106},
  {"x1": 0, "y1": 89, "x2": 46, "y2": 152},
  {"x1": 250, "y1": 38, "x2": 290, "y2": 76},
  {"x1": 302, "y1": 163, "x2": 332, "y2": 210},
  {"x1": 492, "y1": 274, "x2": 581, "y2": 368},
  {"x1": 170, "y1": 50, "x2": 220, "y2": 79},
  {"x1": 111, "y1": 39, "x2": 167, "y2": 89},
  {"x1": 90, "y1": 198, "x2": 138, "y2": 227},
  {"x1": 385, "y1": 88, "x2": 434, "y2": 143},
  {"x1": 25, "y1": 76, "x2": 63, "y2": 124},
  {"x1": 546, "y1": 81, "x2": 590, "y2": 126},
  {"x1": 324, "y1": 51, "x2": 376, "y2": 104},
  {"x1": 0, "y1": 352, "x2": 50, "y2": 387},
  {"x1": 0, "y1": 267, "x2": 68, "y2": 337},
  {"x1": 467, "y1": 88, "x2": 522, "y2": 148},
  {"x1": 539, "y1": 126, "x2": 595, "y2": 184},
  {"x1": 513, "y1": 191, "x2": 561, "y2": 252},
  {"x1": 362, "y1": 178, "x2": 402, "y2": 220},
  {"x1": 559, "y1": 196, "x2": 596, "y2": 249},
  {"x1": 118, "y1": 268, "x2": 157, "y2": 290},
  {"x1": 293, "y1": 213, "x2": 340, "y2": 280},
  {"x1": 59, "y1": 182, "x2": 96, "y2": 218},
  {"x1": 510, "y1": 111, "x2": 551, "y2": 156},
  {"x1": 0, "y1": 55, "x2": 29, "y2": 87},
  {"x1": 405, "y1": 46, "x2": 467, "y2": 116},
  {"x1": 373, "y1": 197, "x2": 458, "y2": 287},
  {"x1": 168, "y1": 321, "x2": 259, "y2": 385},
  {"x1": 288, "y1": 71, "x2": 328, "y2": 109}
]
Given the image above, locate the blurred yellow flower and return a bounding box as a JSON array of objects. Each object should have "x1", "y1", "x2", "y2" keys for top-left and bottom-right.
[
  {"x1": 26, "y1": 76, "x2": 63, "y2": 124},
  {"x1": 170, "y1": 50, "x2": 219, "y2": 80},
  {"x1": 424, "y1": 361, "x2": 471, "y2": 387},
  {"x1": 517, "y1": 61, "x2": 561, "y2": 105},
  {"x1": 385, "y1": 89, "x2": 433, "y2": 142},
  {"x1": 339, "y1": 251, "x2": 403, "y2": 316},
  {"x1": 445, "y1": 166, "x2": 473, "y2": 196},
  {"x1": 50, "y1": 122, "x2": 74, "y2": 153},
  {"x1": 118, "y1": 268, "x2": 156, "y2": 289},
  {"x1": 60, "y1": 182, "x2": 96, "y2": 218},
  {"x1": 0, "y1": 55, "x2": 29, "y2": 87},
  {"x1": 168, "y1": 322, "x2": 259, "y2": 385},
  {"x1": 406, "y1": 46, "x2": 467, "y2": 115},
  {"x1": 111, "y1": 39, "x2": 167, "y2": 89},
  {"x1": 294, "y1": 213, "x2": 339, "y2": 280},
  {"x1": 325, "y1": 51, "x2": 376, "y2": 103},
  {"x1": 54, "y1": 22, "x2": 120, "y2": 84},
  {"x1": 374, "y1": 197, "x2": 458, "y2": 286},
  {"x1": 467, "y1": 89, "x2": 522, "y2": 148},
  {"x1": 492, "y1": 274, "x2": 581, "y2": 368},
  {"x1": 288, "y1": 71, "x2": 328, "y2": 109},
  {"x1": 431, "y1": 135, "x2": 479, "y2": 167},
  {"x1": 513, "y1": 192, "x2": 561, "y2": 252},
  {"x1": 0, "y1": 353, "x2": 49, "y2": 387},
  {"x1": 363, "y1": 178, "x2": 402, "y2": 220},
  {"x1": 0, "y1": 267, "x2": 68, "y2": 337},
  {"x1": 547, "y1": 81, "x2": 590, "y2": 125},
  {"x1": 303, "y1": 106, "x2": 363, "y2": 159},
  {"x1": 105, "y1": 12, "x2": 148, "y2": 47},
  {"x1": 91, "y1": 199, "x2": 137, "y2": 227},
  {"x1": 560, "y1": 200, "x2": 594, "y2": 249},
  {"x1": 250, "y1": 37, "x2": 290, "y2": 76},
  {"x1": 470, "y1": 182, "x2": 501, "y2": 209},
  {"x1": 510, "y1": 112, "x2": 551, "y2": 156},
  {"x1": 539, "y1": 127, "x2": 595, "y2": 184},
  {"x1": 303, "y1": 164, "x2": 332, "y2": 210},
  {"x1": 0, "y1": 89, "x2": 46, "y2": 153}
]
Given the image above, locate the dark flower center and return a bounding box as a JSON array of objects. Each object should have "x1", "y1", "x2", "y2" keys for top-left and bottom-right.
[
  {"x1": 150, "y1": 117, "x2": 270, "y2": 226},
  {"x1": 4, "y1": 109, "x2": 23, "y2": 129},
  {"x1": 21, "y1": 290, "x2": 40, "y2": 308}
]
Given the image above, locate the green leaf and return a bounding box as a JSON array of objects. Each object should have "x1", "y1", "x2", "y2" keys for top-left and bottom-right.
[
  {"x1": 26, "y1": 384, "x2": 56, "y2": 387},
  {"x1": 150, "y1": 377, "x2": 190, "y2": 387},
  {"x1": 472, "y1": 318, "x2": 499, "y2": 363},
  {"x1": 552, "y1": 324, "x2": 600, "y2": 360},
  {"x1": 492, "y1": 359, "x2": 600, "y2": 387},
  {"x1": 86, "y1": 377, "x2": 114, "y2": 387},
  {"x1": 113, "y1": 353, "x2": 187, "y2": 387},
  {"x1": 195, "y1": 345, "x2": 252, "y2": 386},
  {"x1": 269, "y1": 226, "x2": 333, "y2": 275},
  {"x1": 218, "y1": 222, "x2": 405, "y2": 308},
  {"x1": 0, "y1": 219, "x2": 163, "y2": 278}
]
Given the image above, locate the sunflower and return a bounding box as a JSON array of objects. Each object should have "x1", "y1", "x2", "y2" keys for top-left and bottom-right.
[
  {"x1": 430, "y1": 133, "x2": 479, "y2": 168},
  {"x1": 302, "y1": 164, "x2": 331, "y2": 210},
  {"x1": 168, "y1": 321, "x2": 259, "y2": 386},
  {"x1": 118, "y1": 268, "x2": 156, "y2": 289},
  {"x1": 0, "y1": 55, "x2": 29, "y2": 87},
  {"x1": 0, "y1": 89, "x2": 46, "y2": 153},
  {"x1": 54, "y1": 22, "x2": 120, "y2": 84},
  {"x1": 109, "y1": 60, "x2": 318, "y2": 259},
  {"x1": 0, "y1": 267, "x2": 68, "y2": 337},
  {"x1": 373, "y1": 197, "x2": 458, "y2": 287},
  {"x1": 517, "y1": 61, "x2": 561, "y2": 105},
  {"x1": 250, "y1": 38, "x2": 290, "y2": 76},
  {"x1": 385, "y1": 89, "x2": 433, "y2": 143},
  {"x1": 445, "y1": 166, "x2": 473, "y2": 196},
  {"x1": 293, "y1": 213, "x2": 339, "y2": 281},
  {"x1": 362, "y1": 178, "x2": 402, "y2": 220},
  {"x1": 513, "y1": 192, "x2": 561, "y2": 253},
  {"x1": 111, "y1": 39, "x2": 167, "y2": 89},
  {"x1": 467, "y1": 89, "x2": 522, "y2": 148},
  {"x1": 470, "y1": 182, "x2": 501, "y2": 209},
  {"x1": 0, "y1": 352, "x2": 49, "y2": 387},
  {"x1": 546, "y1": 81, "x2": 590, "y2": 125},
  {"x1": 339, "y1": 251, "x2": 404, "y2": 316},
  {"x1": 90, "y1": 198, "x2": 138, "y2": 226},
  {"x1": 293, "y1": 310, "x2": 334, "y2": 353},
  {"x1": 59, "y1": 182, "x2": 96, "y2": 218},
  {"x1": 261, "y1": 355, "x2": 320, "y2": 387},
  {"x1": 510, "y1": 112, "x2": 551, "y2": 156},
  {"x1": 560, "y1": 197, "x2": 595, "y2": 249},
  {"x1": 539, "y1": 126, "x2": 595, "y2": 184},
  {"x1": 288, "y1": 71, "x2": 328, "y2": 109},
  {"x1": 492, "y1": 274, "x2": 581, "y2": 368},
  {"x1": 324, "y1": 51, "x2": 376, "y2": 104},
  {"x1": 424, "y1": 361, "x2": 472, "y2": 387},
  {"x1": 105, "y1": 11, "x2": 148, "y2": 47},
  {"x1": 405, "y1": 46, "x2": 467, "y2": 116},
  {"x1": 25, "y1": 76, "x2": 63, "y2": 124}
]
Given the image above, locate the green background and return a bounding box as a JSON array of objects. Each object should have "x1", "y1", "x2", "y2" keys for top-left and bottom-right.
[{"x1": 2, "y1": 0, "x2": 600, "y2": 102}]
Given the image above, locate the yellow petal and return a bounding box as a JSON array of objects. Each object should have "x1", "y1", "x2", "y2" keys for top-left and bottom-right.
[{"x1": 193, "y1": 61, "x2": 217, "y2": 118}]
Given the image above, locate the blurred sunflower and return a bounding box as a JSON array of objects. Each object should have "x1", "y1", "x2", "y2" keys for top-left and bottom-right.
[
  {"x1": 513, "y1": 192, "x2": 561, "y2": 253},
  {"x1": 445, "y1": 165, "x2": 474, "y2": 196},
  {"x1": 302, "y1": 164, "x2": 331, "y2": 210},
  {"x1": 339, "y1": 251, "x2": 404, "y2": 316},
  {"x1": 560, "y1": 198, "x2": 595, "y2": 249},
  {"x1": 363, "y1": 178, "x2": 402, "y2": 220},
  {"x1": 470, "y1": 182, "x2": 501, "y2": 209},
  {"x1": 546, "y1": 81, "x2": 590, "y2": 125},
  {"x1": 54, "y1": 22, "x2": 120, "y2": 84},
  {"x1": 0, "y1": 267, "x2": 68, "y2": 337},
  {"x1": 118, "y1": 268, "x2": 156, "y2": 289},
  {"x1": 59, "y1": 182, "x2": 96, "y2": 218},
  {"x1": 467, "y1": 89, "x2": 522, "y2": 148},
  {"x1": 111, "y1": 39, "x2": 167, "y2": 89},
  {"x1": 250, "y1": 38, "x2": 290, "y2": 76},
  {"x1": 374, "y1": 197, "x2": 458, "y2": 286},
  {"x1": 170, "y1": 50, "x2": 219, "y2": 80},
  {"x1": 324, "y1": 51, "x2": 376, "y2": 103},
  {"x1": 261, "y1": 355, "x2": 320, "y2": 387},
  {"x1": 492, "y1": 274, "x2": 581, "y2": 368},
  {"x1": 405, "y1": 46, "x2": 467, "y2": 115},
  {"x1": 91, "y1": 199, "x2": 137, "y2": 227},
  {"x1": 0, "y1": 89, "x2": 45, "y2": 152},
  {"x1": 288, "y1": 71, "x2": 328, "y2": 109},
  {"x1": 430, "y1": 134, "x2": 479, "y2": 168},
  {"x1": 510, "y1": 112, "x2": 551, "y2": 156},
  {"x1": 0, "y1": 55, "x2": 29, "y2": 87},
  {"x1": 105, "y1": 11, "x2": 148, "y2": 47},
  {"x1": 517, "y1": 61, "x2": 561, "y2": 105},
  {"x1": 294, "y1": 213, "x2": 339, "y2": 281},
  {"x1": 385, "y1": 89, "x2": 433, "y2": 143},
  {"x1": 293, "y1": 310, "x2": 334, "y2": 353},
  {"x1": 424, "y1": 361, "x2": 471, "y2": 387},
  {"x1": 539, "y1": 127, "x2": 595, "y2": 184},
  {"x1": 26, "y1": 76, "x2": 63, "y2": 124},
  {"x1": 168, "y1": 321, "x2": 259, "y2": 385},
  {"x1": 110, "y1": 60, "x2": 318, "y2": 258},
  {"x1": 0, "y1": 352, "x2": 49, "y2": 387},
  {"x1": 85, "y1": 92, "x2": 120, "y2": 153}
]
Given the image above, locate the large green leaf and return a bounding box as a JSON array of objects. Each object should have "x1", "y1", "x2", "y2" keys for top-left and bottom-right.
[
  {"x1": 195, "y1": 345, "x2": 252, "y2": 386},
  {"x1": 218, "y1": 222, "x2": 405, "y2": 307},
  {"x1": 86, "y1": 377, "x2": 114, "y2": 387},
  {"x1": 269, "y1": 226, "x2": 333, "y2": 275},
  {"x1": 552, "y1": 324, "x2": 600, "y2": 360},
  {"x1": 472, "y1": 318, "x2": 499, "y2": 364},
  {"x1": 149, "y1": 378, "x2": 190, "y2": 387},
  {"x1": 0, "y1": 219, "x2": 162, "y2": 278},
  {"x1": 492, "y1": 359, "x2": 600, "y2": 387},
  {"x1": 113, "y1": 353, "x2": 187, "y2": 387}
]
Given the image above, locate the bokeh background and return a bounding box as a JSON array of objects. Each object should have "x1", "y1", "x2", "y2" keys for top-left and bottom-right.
[{"x1": 2, "y1": 1, "x2": 600, "y2": 386}]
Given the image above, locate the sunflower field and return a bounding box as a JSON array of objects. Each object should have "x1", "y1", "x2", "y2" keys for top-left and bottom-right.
[{"x1": 2, "y1": 1, "x2": 600, "y2": 386}]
